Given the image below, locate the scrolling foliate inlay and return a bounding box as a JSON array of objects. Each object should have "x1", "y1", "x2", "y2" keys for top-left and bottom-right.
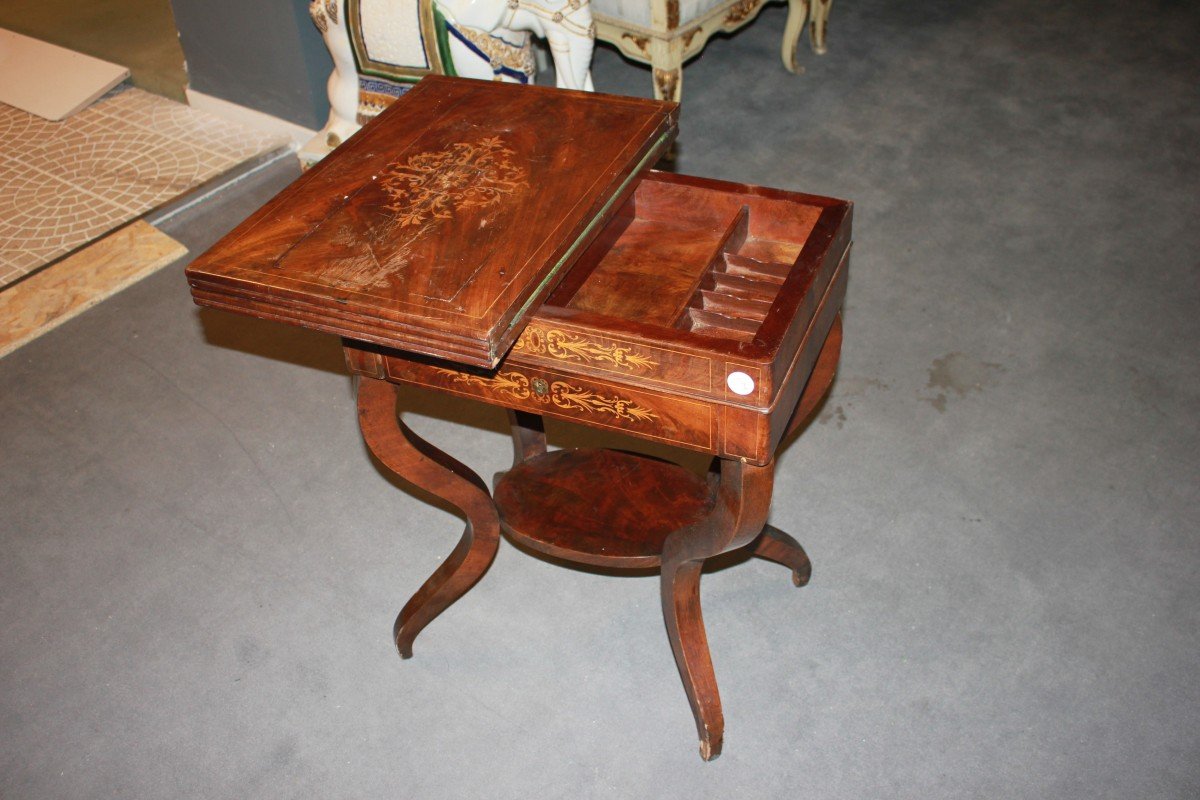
[
  {"x1": 432, "y1": 368, "x2": 657, "y2": 423},
  {"x1": 515, "y1": 327, "x2": 659, "y2": 372},
  {"x1": 315, "y1": 136, "x2": 529, "y2": 291},
  {"x1": 380, "y1": 136, "x2": 529, "y2": 228}
]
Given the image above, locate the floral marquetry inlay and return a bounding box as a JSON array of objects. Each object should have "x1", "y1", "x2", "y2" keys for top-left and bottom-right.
[
  {"x1": 379, "y1": 136, "x2": 529, "y2": 227},
  {"x1": 433, "y1": 368, "x2": 657, "y2": 423},
  {"x1": 515, "y1": 327, "x2": 659, "y2": 372}
]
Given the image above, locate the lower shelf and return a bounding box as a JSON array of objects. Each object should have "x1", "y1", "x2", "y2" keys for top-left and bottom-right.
[{"x1": 493, "y1": 448, "x2": 714, "y2": 568}]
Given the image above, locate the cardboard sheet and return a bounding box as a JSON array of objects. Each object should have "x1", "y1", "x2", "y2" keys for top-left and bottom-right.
[{"x1": 0, "y1": 28, "x2": 129, "y2": 121}]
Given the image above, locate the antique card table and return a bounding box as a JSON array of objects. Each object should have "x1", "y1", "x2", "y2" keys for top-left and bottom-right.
[{"x1": 186, "y1": 76, "x2": 851, "y2": 760}]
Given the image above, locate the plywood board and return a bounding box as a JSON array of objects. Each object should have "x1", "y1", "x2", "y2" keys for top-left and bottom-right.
[
  {"x1": 0, "y1": 221, "x2": 186, "y2": 358},
  {"x1": 0, "y1": 28, "x2": 129, "y2": 120}
]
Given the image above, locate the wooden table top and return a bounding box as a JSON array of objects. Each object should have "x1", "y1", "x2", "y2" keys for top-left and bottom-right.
[{"x1": 186, "y1": 76, "x2": 677, "y2": 367}]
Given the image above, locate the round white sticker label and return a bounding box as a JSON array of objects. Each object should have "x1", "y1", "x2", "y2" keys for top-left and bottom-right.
[{"x1": 726, "y1": 371, "x2": 755, "y2": 396}]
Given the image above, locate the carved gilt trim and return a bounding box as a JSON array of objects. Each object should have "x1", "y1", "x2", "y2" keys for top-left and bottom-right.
[
  {"x1": 309, "y1": 0, "x2": 329, "y2": 33},
  {"x1": 621, "y1": 32, "x2": 650, "y2": 52},
  {"x1": 654, "y1": 68, "x2": 680, "y2": 100},
  {"x1": 724, "y1": 0, "x2": 761, "y2": 25}
]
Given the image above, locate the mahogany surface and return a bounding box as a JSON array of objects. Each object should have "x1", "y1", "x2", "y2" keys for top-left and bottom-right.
[
  {"x1": 660, "y1": 456, "x2": 775, "y2": 760},
  {"x1": 353, "y1": 315, "x2": 840, "y2": 760},
  {"x1": 346, "y1": 172, "x2": 851, "y2": 467},
  {"x1": 184, "y1": 76, "x2": 853, "y2": 761},
  {"x1": 185, "y1": 76, "x2": 678, "y2": 368},
  {"x1": 494, "y1": 448, "x2": 714, "y2": 567},
  {"x1": 356, "y1": 378, "x2": 500, "y2": 658}
]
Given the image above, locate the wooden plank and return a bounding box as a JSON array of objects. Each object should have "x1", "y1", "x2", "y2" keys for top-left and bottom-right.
[{"x1": 0, "y1": 221, "x2": 186, "y2": 357}]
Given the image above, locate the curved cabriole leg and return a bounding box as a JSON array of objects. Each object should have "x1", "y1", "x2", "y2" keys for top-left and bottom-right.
[
  {"x1": 357, "y1": 378, "x2": 500, "y2": 659},
  {"x1": 809, "y1": 0, "x2": 832, "y2": 55},
  {"x1": 742, "y1": 313, "x2": 840, "y2": 589},
  {"x1": 661, "y1": 558, "x2": 720, "y2": 758},
  {"x1": 661, "y1": 458, "x2": 774, "y2": 760},
  {"x1": 781, "y1": 0, "x2": 810, "y2": 73},
  {"x1": 752, "y1": 524, "x2": 812, "y2": 586}
]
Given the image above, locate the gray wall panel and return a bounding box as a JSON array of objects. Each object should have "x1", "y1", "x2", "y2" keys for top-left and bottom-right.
[{"x1": 171, "y1": 0, "x2": 330, "y2": 129}]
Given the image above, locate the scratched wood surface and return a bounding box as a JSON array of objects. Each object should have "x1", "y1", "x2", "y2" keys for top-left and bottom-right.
[{"x1": 185, "y1": 76, "x2": 678, "y2": 368}]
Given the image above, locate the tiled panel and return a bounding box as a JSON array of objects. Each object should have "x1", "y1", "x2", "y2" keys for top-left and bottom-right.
[
  {"x1": 24, "y1": 127, "x2": 218, "y2": 213},
  {"x1": 0, "y1": 86, "x2": 288, "y2": 290},
  {"x1": 0, "y1": 102, "x2": 61, "y2": 159},
  {"x1": 0, "y1": 155, "x2": 131, "y2": 276},
  {"x1": 88, "y1": 88, "x2": 280, "y2": 163}
]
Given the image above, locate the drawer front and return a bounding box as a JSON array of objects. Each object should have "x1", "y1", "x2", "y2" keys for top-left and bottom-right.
[
  {"x1": 380, "y1": 356, "x2": 720, "y2": 456},
  {"x1": 511, "y1": 323, "x2": 715, "y2": 395}
]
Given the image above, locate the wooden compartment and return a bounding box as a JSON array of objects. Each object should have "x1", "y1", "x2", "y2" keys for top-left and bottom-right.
[
  {"x1": 517, "y1": 169, "x2": 849, "y2": 418},
  {"x1": 550, "y1": 173, "x2": 820, "y2": 347},
  {"x1": 555, "y1": 174, "x2": 819, "y2": 349}
]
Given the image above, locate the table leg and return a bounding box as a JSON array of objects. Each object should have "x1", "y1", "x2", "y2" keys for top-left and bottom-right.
[
  {"x1": 752, "y1": 524, "x2": 813, "y2": 586},
  {"x1": 357, "y1": 378, "x2": 500, "y2": 659},
  {"x1": 661, "y1": 457, "x2": 774, "y2": 760},
  {"x1": 809, "y1": 0, "x2": 832, "y2": 55},
  {"x1": 507, "y1": 410, "x2": 546, "y2": 466},
  {"x1": 781, "y1": 0, "x2": 810, "y2": 73}
]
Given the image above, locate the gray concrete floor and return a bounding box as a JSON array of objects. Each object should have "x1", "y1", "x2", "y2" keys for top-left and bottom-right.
[{"x1": 3, "y1": 0, "x2": 1198, "y2": 796}]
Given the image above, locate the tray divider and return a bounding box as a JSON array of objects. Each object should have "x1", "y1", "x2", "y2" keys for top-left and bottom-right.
[{"x1": 667, "y1": 205, "x2": 750, "y2": 328}]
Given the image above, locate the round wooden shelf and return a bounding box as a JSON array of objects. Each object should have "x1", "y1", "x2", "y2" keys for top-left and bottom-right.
[{"x1": 493, "y1": 448, "x2": 715, "y2": 568}]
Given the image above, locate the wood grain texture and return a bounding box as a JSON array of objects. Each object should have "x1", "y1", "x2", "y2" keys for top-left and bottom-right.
[
  {"x1": 0, "y1": 221, "x2": 186, "y2": 358},
  {"x1": 506, "y1": 410, "x2": 546, "y2": 467},
  {"x1": 751, "y1": 523, "x2": 812, "y2": 586},
  {"x1": 495, "y1": 448, "x2": 714, "y2": 567},
  {"x1": 183, "y1": 77, "x2": 856, "y2": 761},
  {"x1": 378, "y1": 354, "x2": 721, "y2": 456},
  {"x1": 356, "y1": 377, "x2": 500, "y2": 659},
  {"x1": 660, "y1": 456, "x2": 775, "y2": 760},
  {"x1": 186, "y1": 76, "x2": 678, "y2": 367}
]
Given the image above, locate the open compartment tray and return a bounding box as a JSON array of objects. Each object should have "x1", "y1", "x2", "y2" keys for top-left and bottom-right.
[{"x1": 530, "y1": 169, "x2": 851, "y2": 409}]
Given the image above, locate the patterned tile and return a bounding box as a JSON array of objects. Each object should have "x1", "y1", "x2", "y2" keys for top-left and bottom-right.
[
  {"x1": 89, "y1": 87, "x2": 286, "y2": 162},
  {"x1": 0, "y1": 103, "x2": 61, "y2": 159},
  {"x1": 0, "y1": 156, "x2": 130, "y2": 273},
  {"x1": 0, "y1": 86, "x2": 289, "y2": 290},
  {"x1": 24, "y1": 127, "x2": 224, "y2": 215}
]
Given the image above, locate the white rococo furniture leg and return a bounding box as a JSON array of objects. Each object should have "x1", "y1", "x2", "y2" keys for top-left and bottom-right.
[
  {"x1": 309, "y1": 0, "x2": 361, "y2": 149},
  {"x1": 809, "y1": 0, "x2": 831, "y2": 55},
  {"x1": 780, "y1": 0, "x2": 809, "y2": 73},
  {"x1": 305, "y1": 0, "x2": 595, "y2": 164},
  {"x1": 591, "y1": 0, "x2": 833, "y2": 105},
  {"x1": 649, "y1": 35, "x2": 682, "y2": 102}
]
